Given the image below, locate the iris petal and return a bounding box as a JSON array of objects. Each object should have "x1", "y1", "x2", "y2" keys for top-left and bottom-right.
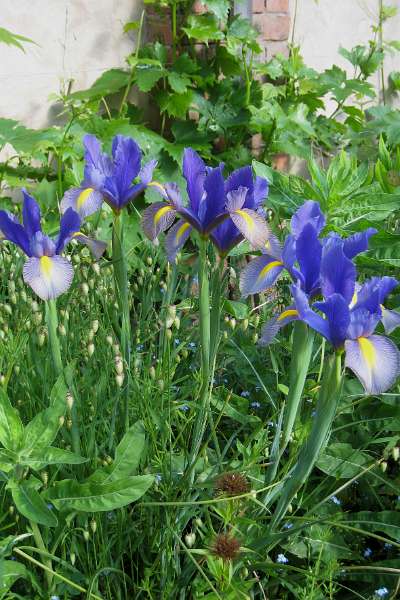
[
  {"x1": 61, "y1": 187, "x2": 104, "y2": 218},
  {"x1": 259, "y1": 308, "x2": 299, "y2": 346},
  {"x1": 0, "y1": 210, "x2": 31, "y2": 255},
  {"x1": 22, "y1": 190, "x2": 41, "y2": 239},
  {"x1": 314, "y1": 294, "x2": 350, "y2": 349},
  {"x1": 72, "y1": 233, "x2": 107, "y2": 259},
  {"x1": 55, "y1": 209, "x2": 81, "y2": 253},
  {"x1": 320, "y1": 240, "x2": 356, "y2": 304},
  {"x1": 23, "y1": 255, "x2": 74, "y2": 300},
  {"x1": 292, "y1": 284, "x2": 330, "y2": 341},
  {"x1": 345, "y1": 334, "x2": 400, "y2": 394},
  {"x1": 141, "y1": 202, "x2": 176, "y2": 241},
  {"x1": 183, "y1": 148, "x2": 206, "y2": 215},
  {"x1": 240, "y1": 255, "x2": 284, "y2": 296},
  {"x1": 381, "y1": 306, "x2": 400, "y2": 334},
  {"x1": 290, "y1": 200, "x2": 325, "y2": 239},
  {"x1": 165, "y1": 219, "x2": 192, "y2": 262},
  {"x1": 343, "y1": 228, "x2": 377, "y2": 259}
]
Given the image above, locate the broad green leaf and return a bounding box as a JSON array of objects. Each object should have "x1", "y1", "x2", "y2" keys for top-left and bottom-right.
[
  {"x1": 344, "y1": 511, "x2": 400, "y2": 542},
  {"x1": 167, "y1": 71, "x2": 191, "y2": 94},
  {"x1": 18, "y1": 447, "x2": 88, "y2": 469},
  {"x1": 211, "y1": 394, "x2": 259, "y2": 425},
  {"x1": 69, "y1": 68, "x2": 130, "y2": 100},
  {"x1": 134, "y1": 59, "x2": 165, "y2": 92},
  {"x1": 0, "y1": 388, "x2": 23, "y2": 451},
  {"x1": 9, "y1": 480, "x2": 58, "y2": 527},
  {"x1": 223, "y1": 300, "x2": 249, "y2": 320},
  {"x1": 157, "y1": 90, "x2": 193, "y2": 119},
  {"x1": 0, "y1": 559, "x2": 29, "y2": 590},
  {"x1": 202, "y1": 0, "x2": 230, "y2": 20},
  {"x1": 45, "y1": 475, "x2": 154, "y2": 512},
  {"x1": 89, "y1": 421, "x2": 146, "y2": 484},
  {"x1": 23, "y1": 369, "x2": 69, "y2": 451},
  {"x1": 316, "y1": 443, "x2": 371, "y2": 478},
  {"x1": 182, "y1": 15, "x2": 224, "y2": 44}
]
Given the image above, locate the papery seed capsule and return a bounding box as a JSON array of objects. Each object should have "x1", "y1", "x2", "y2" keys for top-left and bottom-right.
[
  {"x1": 67, "y1": 418, "x2": 73, "y2": 430},
  {"x1": 88, "y1": 330, "x2": 94, "y2": 342},
  {"x1": 116, "y1": 374, "x2": 124, "y2": 387},
  {"x1": 92, "y1": 262, "x2": 100, "y2": 276},
  {"x1": 66, "y1": 392, "x2": 74, "y2": 411},
  {"x1": 64, "y1": 310, "x2": 69, "y2": 321},
  {"x1": 381, "y1": 461, "x2": 388, "y2": 473},
  {"x1": 87, "y1": 343, "x2": 95, "y2": 357},
  {"x1": 174, "y1": 317, "x2": 180, "y2": 330},
  {"x1": 253, "y1": 315, "x2": 260, "y2": 327},
  {"x1": 38, "y1": 332, "x2": 46, "y2": 347},
  {"x1": 33, "y1": 312, "x2": 42, "y2": 326},
  {"x1": 392, "y1": 447, "x2": 399, "y2": 461},
  {"x1": 41, "y1": 472, "x2": 48, "y2": 486},
  {"x1": 92, "y1": 320, "x2": 99, "y2": 334},
  {"x1": 14, "y1": 366, "x2": 20, "y2": 375},
  {"x1": 106, "y1": 335, "x2": 113, "y2": 346},
  {"x1": 224, "y1": 315, "x2": 229, "y2": 323},
  {"x1": 58, "y1": 324, "x2": 67, "y2": 337},
  {"x1": 83, "y1": 530, "x2": 90, "y2": 541},
  {"x1": 90, "y1": 519, "x2": 97, "y2": 534},
  {"x1": 10, "y1": 293, "x2": 17, "y2": 305},
  {"x1": 133, "y1": 283, "x2": 139, "y2": 292},
  {"x1": 242, "y1": 319, "x2": 249, "y2": 331},
  {"x1": 70, "y1": 552, "x2": 76, "y2": 566},
  {"x1": 165, "y1": 317, "x2": 174, "y2": 329},
  {"x1": 229, "y1": 318, "x2": 236, "y2": 330},
  {"x1": 185, "y1": 532, "x2": 196, "y2": 548},
  {"x1": 168, "y1": 305, "x2": 176, "y2": 319},
  {"x1": 158, "y1": 379, "x2": 164, "y2": 392},
  {"x1": 4, "y1": 304, "x2": 12, "y2": 315},
  {"x1": 31, "y1": 301, "x2": 39, "y2": 312},
  {"x1": 166, "y1": 329, "x2": 172, "y2": 340},
  {"x1": 88, "y1": 279, "x2": 95, "y2": 290},
  {"x1": 8, "y1": 280, "x2": 15, "y2": 293},
  {"x1": 20, "y1": 290, "x2": 27, "y2": 302},
  {"x1": 115, "y1": 357, "x2": 124, "y2": 375},
  {"x1": 59, "y1": 416, "x2": 65, "y2": 427},
  {"x1": 25, "y1": 320, "x2": 31, "y2": 331},
  {"x1": 113, "y1": 344, "x2": 120, "y2": 355},
  {"x1": 73, "y1": 254, "x2": 81, "y2": 264},
  {"x1": 81, "y1": 283, "x2": 89, "y2": 295},
  {"x1": 146, "y1": 257, "x2": 153, "y2": 266},
  {"x1": 149, "y1": 366, "x2": 156, "y2": 380}
]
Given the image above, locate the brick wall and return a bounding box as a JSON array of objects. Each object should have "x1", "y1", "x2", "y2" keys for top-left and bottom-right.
[{"x1": 251, "y1": 0, "x2": 291, "y2": 59}]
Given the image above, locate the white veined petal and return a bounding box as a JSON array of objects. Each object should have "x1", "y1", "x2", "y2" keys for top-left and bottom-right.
[{"x1": 23, "y1": 256, "x2": 74, "y2": 300}]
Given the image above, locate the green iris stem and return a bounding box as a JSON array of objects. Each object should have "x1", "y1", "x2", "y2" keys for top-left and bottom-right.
[
  {"x1": 280, "y1": 321, "x2": 315, "y2": 455},
  {"x1": 112, "y1": 212, "x2": 131, "y2": 433},
  {"x1": 45, "y1": 300, "x2": 80, "y2": 455},
  {"x1": 270, "y1": 351, "x2": 343, "y2": 530},
  {"x1": 186, "y1": 237, "x2": 211, "y2": 474}
]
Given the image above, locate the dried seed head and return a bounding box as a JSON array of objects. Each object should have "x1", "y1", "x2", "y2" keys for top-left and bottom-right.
[
  {"x1": 215, "y1": 472, "x2": 250, "y2": 497},
  {"x1": 212, "y1": 533, "x2": 241, "y2": 562},
  {"x1": 66, "y1": 392, "x2": 74, "y2": 411}
]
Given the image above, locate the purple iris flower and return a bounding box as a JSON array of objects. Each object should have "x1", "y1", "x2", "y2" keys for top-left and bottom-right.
[
  {"x1": 240, "y1": 200, "x2": 377, "y2": 298},
  {"x1": 289, "y1": 241, "x2": 400, "y2": 394},
  {"x1": 61, "y1": 134, "x2": 157, "y2": 217},
  {"x1": 0, "y1": 190, "x2": 105, "y2": 300},
  {"x1": 141, "y1": 148, "x2": 278, "y2": 261}
]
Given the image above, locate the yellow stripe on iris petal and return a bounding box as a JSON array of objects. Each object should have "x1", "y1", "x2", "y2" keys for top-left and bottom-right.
[
  {"x1": 257, "y1": 260, "x2": 283, "y2": 281},
  {"x1": 154, "y1": 205, "x2": 173, "y2": 225},
  {"x1": 148, "y1": 181, "x2": 165, "y2": 192},
  {"x1": 277, "y1": 309, "x2": 298, "y2": 322},
  {"x1": 350, "y1": 290, "x2": 358, "y2": 307},
  {"x1": 235, "y1": 209, "x2": 254, "y2": 229},
  {"x1": 77, "y1": 187, "x2": 94, "y2": 209},
  {"x1": 40, "y1": 256, "x2": 53, "y2": 279},
  {"x1": 358, "y1": 336, "x2": 376, "y2": 368},
  {"x1": 175, "y1": 222, "x2": 191, "y2": 243}
]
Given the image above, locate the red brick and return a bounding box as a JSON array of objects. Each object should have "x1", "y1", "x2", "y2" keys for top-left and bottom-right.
[
  {"x1": 254, "y1": 13, "x2": 290, "y2": 41},
  {"x1": 267, "y1": 0, "x2": 289, "y2": 12},
  {"x1": 252, "y1": 0, "x2": 266, "y2": 13},
  {"x1": 193, "y1": 1, "x2": 207, "y2": 14}
]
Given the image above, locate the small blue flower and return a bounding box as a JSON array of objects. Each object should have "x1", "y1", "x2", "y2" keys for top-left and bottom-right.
[
  {"x1": 384, "y1": 542, "x2": 393, "y2": 550},
  {"x1": 311, "y1": 409, "x2": 317, "y2": 417},
  {"x1": 136, "y1": 344, "x2": 144, "y2": 351},
  {"x1": 363, "y1": 547, "x2": 372, "y2": 558},
  {"x1": 189, "y1": 342, "x2": 196, "y2": 349},
  {"x1": 330, "y1": 495, "x2": 341, "y2": 505},
  {"x1": 250, "y1": 401, "x2": 261, "y2": 409},
  {"x1": 241, "y1": 390, "x2": 250, "y2": 397},
  {"x1": 50, "y1": 596, "x2": 61, "y2": 600},
  {"x1": 375, "y1": 588, "x2": 389, "y2": 598},
  {"x1": 155, "y1": 474, "x2": 162, "y2": 483},
  {"x1": 283, "y1": 522, "x2": 293, "y2": 530},
  {"x1": 276, "y1": 553, "x2": 289, "y2": 564},
  {"x1": 174, "y1": 338, "x2": 180, "y2": 345},
  {"x1": 179, "y1": 404, "x2": 190, "y2": 412},
  {"x1": 47, "y1": 503, "x2": 54, "y2": 510}
]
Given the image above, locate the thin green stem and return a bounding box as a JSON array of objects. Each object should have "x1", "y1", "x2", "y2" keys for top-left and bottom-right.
[
  {"x1": 112, "y1": 212, "x2": 131, "y2": 432},
  {"x1": 119, "y1": 10, "x2": 145, "y2": 115},
  {"x1": 29, "y1": 521, "x2": 53, "y2": 590}
]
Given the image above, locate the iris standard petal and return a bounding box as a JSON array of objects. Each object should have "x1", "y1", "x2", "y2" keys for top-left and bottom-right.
[
  {"x1": 320, "y1": 240, "x2": 356, "y2": 304},
  {"x1": 23, "y1": 255, "x2": 74, "y2": 300},
  {"x1": 22, "y1": 190, "x2": 41, "y2": 239},
  {"x1": 142, "y1": 202, "x2": 176, "y2": 241},
  {"x1": 296, "y1": 223, "x2": 322, "y2": 295},
  {"x1": 259, "y1": 307, "x2": 299, "y2": 346},
  {"x1": 240, "y1": 255, "x2": 284, "y2": 296},
  {"x1": 291, "y1": 284, "x2": 330, "y2": 341},
  {"x1": 253, "y1": 176, "x2": 269, "y2": 208},
  {"x1": 183, "y1": 148, "x2": 206, "y2": 215},
  {"x1": 314, "y1": 293, "x2": 350, "y2": 349},
  {"x1": 290, "y1": 200, "x2": 326, "y2": 239},
  {"x1": 60, "y1": 187, "x2": 104, "y2": 218},
  {"x1": 381, "y1": 306, "x2": 400, "y2": 334},
  {"x1": 83, "y1": 134, "x2": 102, "y2": 167},
  {"x1": 345, "y1": 334, "x2": 400, "y2": 394},
  {"x1": 139, "y1": 159, "x2": 158, "y2": 185},
  {"x1": 165, "y1": 219, "x2": 192, "y2": 262},
  {"x1": 347, "y1": 307, "x2": 380, "y2": 339},
  {"x1": 343, "y1": 228, "x2": 377, "y2": 259},
  {"x1": 0, "y1": 210, "x2": 31, "y2": 255},
  {"x1": 200, "y1": 165, "x2": 225, "y2": 228},
  {"x1": 55, "y1": 208, "x2": 81, "y2": 253}
]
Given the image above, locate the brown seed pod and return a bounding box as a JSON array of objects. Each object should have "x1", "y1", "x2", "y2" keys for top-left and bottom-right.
[
  {"x1": 215, "y1": 472, "x2": 250, "y2": 497},
  {"x1": 212, "y1": 533, "x2": 241, "y2": 562}
]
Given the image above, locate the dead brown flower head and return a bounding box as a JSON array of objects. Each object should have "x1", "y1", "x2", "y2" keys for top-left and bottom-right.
[
  {"x1": 212, "y1": 532, "x2": 241, "y2": 562},
  {"x1": 215, "y1": 472, "x2": 250, "y2": 497}
]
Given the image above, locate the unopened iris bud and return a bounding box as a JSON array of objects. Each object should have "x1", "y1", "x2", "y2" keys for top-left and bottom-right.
[
  {"x1": 185, "y1": 532, "x2": 196, "y2": 548},
  {"x1": 38, "y1": 332, "x2": 46, "y2": 347},
  {"x1": 253, "y1": 315, "x2": 260, "y2": 327},
  {"x1": 165, "y1": 317, "x2": 174, "y2": 329},
  {"x1": 90, "y1": 519, "x2": 97, "y2": 534},
  {"x1": 88, "y1": 330, "x2": 94, "y2": 342},
  {"x1": 58, "y1": 324, "x2": 67, "y2": 337},
  {"x1": 116, "y1": 374, "x2": 124, "y2": 387},
  {"x1": 149, "y1": 366, "x2": 156, "y2": 380},
  {"x1": 8, "y1": 280, "x2": 15, "y2": 293},
  {"x1": 4, "y1": 304, "x2": 12, "y2": 316},
  {"x1": 20, "y1": 290, "x2": 27, "y2": 302},
  {"x1": 33, "y1": 312, "x2": 42, "y2": 326},
  {"x1": 66, "y1": 392, "x2": 74, "y2": 411},
  {"x1": 168, "y1": 305, "x2": 176, "y2": 319},
  {"x1": 113, "y1": 343, "x2": 120, "y2": 355},
  {"x1": 175, "y1": 355, "x2": 181, "y2": 364},
  {"x1": 83, "y1": 530, "x2": 90, "y2": 542},
  {"x1": 88, "y1": 278, "x2": 95, "y2": 290},
  {"x1": 73, "y1": 254, "x2": 81, "y2": 264},
  {"x1": 182, "y1": 349, "x2": 188, "y2": 359},
  {"x1": 31, "y1": 301, "x2": 39, "y2": 312}
]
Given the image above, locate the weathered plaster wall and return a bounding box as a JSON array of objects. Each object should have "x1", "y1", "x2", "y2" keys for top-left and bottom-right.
[{"x1": 0, "y1": 1, "x2": 141, "y2": 128}]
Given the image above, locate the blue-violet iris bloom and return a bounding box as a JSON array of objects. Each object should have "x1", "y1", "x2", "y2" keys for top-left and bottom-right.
[
  {"x1": 141, "y1": 148, "x2": 279, "y2": 261},
  {"x1": 0, "y1": 190, "x2": 105, "y2": 300},
  {"x1": 61, "y1": 134, "x2": 157, "y2": 216}
]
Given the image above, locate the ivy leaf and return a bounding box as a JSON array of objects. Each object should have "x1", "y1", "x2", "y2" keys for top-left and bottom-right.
[{"x1": 182, "y1": 15, "x2": 224, "y2": 44}]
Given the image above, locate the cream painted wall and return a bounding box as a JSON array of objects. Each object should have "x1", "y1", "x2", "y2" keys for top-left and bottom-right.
[
  {"x1": 289, "y1": 0, "x2": 400, "y2": 103},
  {"x1": 0, "y1": 1, "x2": 141, "y2": 129}
]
